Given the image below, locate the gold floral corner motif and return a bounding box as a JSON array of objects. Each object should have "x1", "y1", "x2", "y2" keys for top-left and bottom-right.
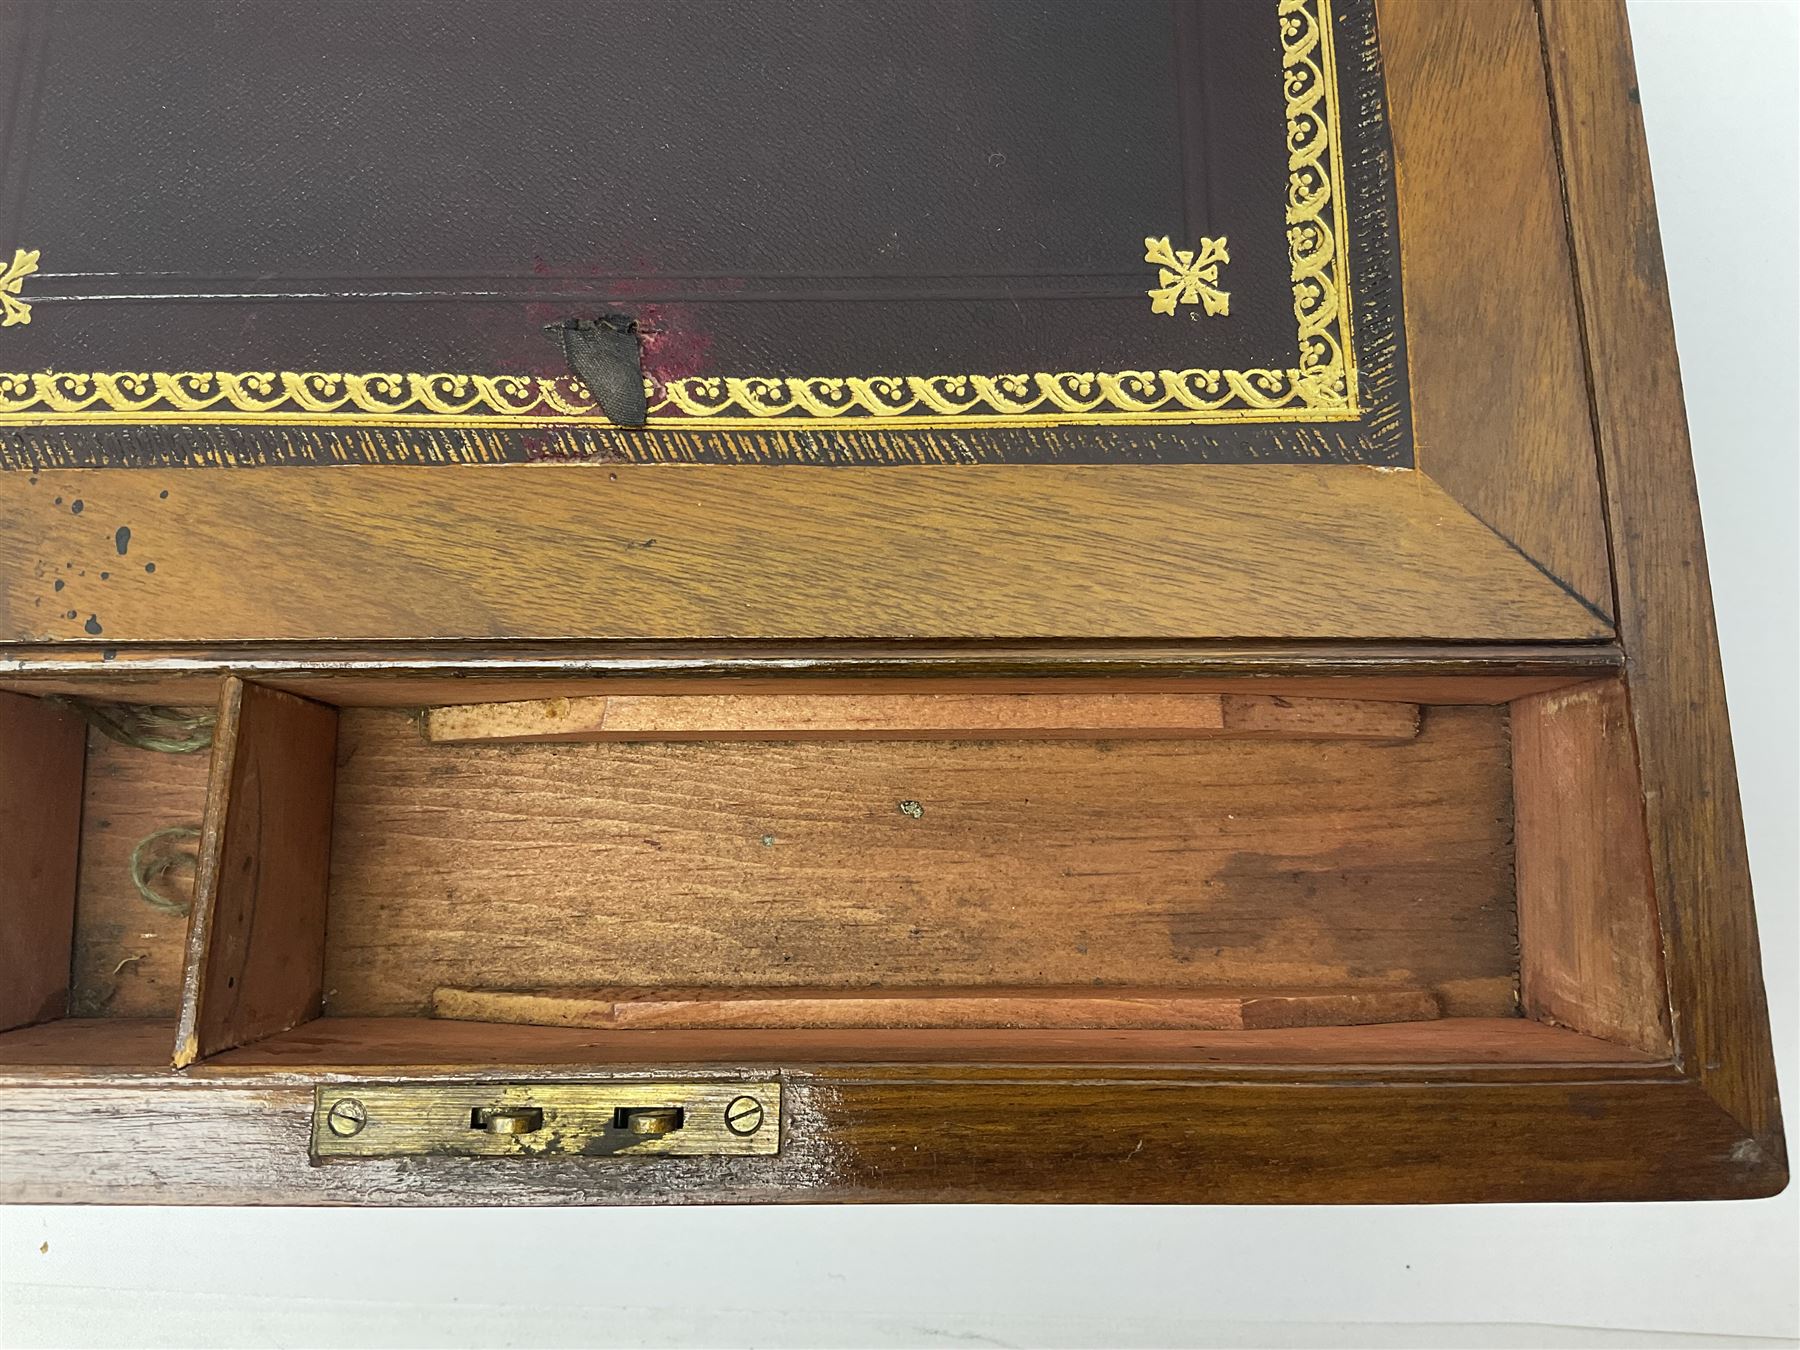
[
  {"x1": 0, "y1": 248, "x2": 39, "y2": 327},
  {"x1": 0, "y1": 0, "x2": 1355, "y2": 428},
  {"x1": 1145, "y1": 236, "x2": 1230, "y2": 317}
]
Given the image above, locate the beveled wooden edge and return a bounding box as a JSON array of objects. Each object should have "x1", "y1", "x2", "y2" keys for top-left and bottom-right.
[
  {"x1": 1540, "y1": 0, "x2": 1786, "y2": 1186},
  {"x1": 0, "y1": 465, "x2": 1610, "y2": 646},
  {"x1": 1379, "y1": 0, "x2": 1614, "y2": 616}
]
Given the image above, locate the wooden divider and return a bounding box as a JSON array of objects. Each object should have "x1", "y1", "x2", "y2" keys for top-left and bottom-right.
[
  {"x1": 0, "y1": 691, "x2": 86, "y2": 1032},
  {"x1": 173, "y1": 678, "x2": 339, "y2": 1068}
]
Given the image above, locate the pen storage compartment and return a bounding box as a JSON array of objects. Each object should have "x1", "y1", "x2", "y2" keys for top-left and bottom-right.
[
  {"x1": 324, "y1": 699, "x2": 1516, "y2": 1031},
  {"x1": 0, "y1": 670, "x2": 1672, "y2": 1074}
]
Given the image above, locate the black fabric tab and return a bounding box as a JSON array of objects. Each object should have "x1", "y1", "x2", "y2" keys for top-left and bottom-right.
[{"x1": 546, "y1": 315, "x2": 648, "y2": 427}]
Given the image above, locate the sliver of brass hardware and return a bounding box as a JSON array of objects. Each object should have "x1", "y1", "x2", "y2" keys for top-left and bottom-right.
[
  {"x1": 617, "y1": 1106, "x2": 683, "y2": 1136},
  {"x1": 472, "y1": 1105, "x2": 544, "y2": 1135},
  {"x1": 310, "y1": 1082, "x2": 778, "y2": 1160}
]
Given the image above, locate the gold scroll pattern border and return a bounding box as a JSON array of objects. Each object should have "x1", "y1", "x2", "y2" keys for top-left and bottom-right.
[{"x1": 0, "y1": 0, "x2": 1355, "y2": 431}]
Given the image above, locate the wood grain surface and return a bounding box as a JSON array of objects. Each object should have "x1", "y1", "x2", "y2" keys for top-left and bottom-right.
[
  {"x1": 1380, "y1": 0, "x2": 1614, "y2": 617},
  {"x1": 1514, "y1": 681, "x2": 1671, "y2": 1054},
  {"x1": 0, "y1": 643, "x2": 1618, "y2": 710},
  {"x1": 0, "y1": 1015, "x2": 1665, "y2": 1076},
  {"x1": 323, "y1": 706, "x2": 1519, "y2": 1017},
  {"x1": 0, "y1": 466, "x2": 1609, "y2": 644},
  {"x1": 0, "y1": 0, "x2": 1782, "y2": 1209},
  {"x1": 174, "y1": 680, "x2": 339, "y2": 1066},
  {"x1": 423, "y1": 691, "x2": 1420, "y2": 744},
  {"x1": 1542, "y1": 0, "x2": 1785, "y2": 1169},
  {"x1": 0, "y1": 1072, "x2": 1777, "y2": 1205},
  {"x1": 68, "y1": 724, "x2": 212, "y2": 1018},
  {"x1": 428, "y1": 985, "x2": 1444, "y2": 1032},
  {"x1": 0, "y1": 691, "x2": 85, "y2": 1031}
]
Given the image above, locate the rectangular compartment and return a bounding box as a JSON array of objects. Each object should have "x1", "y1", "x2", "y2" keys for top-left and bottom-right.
[
  {"x1": 1, "y1": 690, "x2": 212, "y2": 1054},
  {"x1": 0, "y1": 670, "x2": 1673, "y2": 1078}
]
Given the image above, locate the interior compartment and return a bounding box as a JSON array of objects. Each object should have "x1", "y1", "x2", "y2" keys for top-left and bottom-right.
[
  {"x1": 325, "y1": 703, "x2": 1514, "y2": 1017},
  {"x1": 1, "y1": 690, "x2": 211, "y2": 1043},
  {"x1": 0, "y1": 671, "x2": 1676, "y2": 1074}
]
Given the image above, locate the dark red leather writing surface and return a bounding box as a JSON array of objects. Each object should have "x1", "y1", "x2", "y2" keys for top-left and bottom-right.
[{"x1": 0, "y1": 0, "x2": 1407, "y2": 467}]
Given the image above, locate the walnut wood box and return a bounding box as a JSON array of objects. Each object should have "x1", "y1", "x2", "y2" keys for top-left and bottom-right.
[{"x1": 0, "y1": 0, "x2": 1784, "y2": 1204}]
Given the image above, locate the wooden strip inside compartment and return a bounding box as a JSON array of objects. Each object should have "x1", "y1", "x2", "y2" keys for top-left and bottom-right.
[
  {"x1": 423, "y1": 692, "x2": 1420, "y2": 744},
  {"x1": 431, "y1": 985, "x2": 1444, "y2": 1032}
]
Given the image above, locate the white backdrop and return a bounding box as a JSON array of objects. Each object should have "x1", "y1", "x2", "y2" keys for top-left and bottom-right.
[{"x1": 1, "y1": 2, "x2": 1795, "y2": 1345}]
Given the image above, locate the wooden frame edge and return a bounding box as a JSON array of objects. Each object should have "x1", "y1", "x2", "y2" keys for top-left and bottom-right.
[
  {"x1": 1378, "y1": 0, "x2": 1615, "y2": 621},
  {"x1": 1539, "y1": 0, "x2": 1787, "y2": 1188},
  {"x1": 0, "y1": 1072, "x2": 1778, "y2": 1205}
]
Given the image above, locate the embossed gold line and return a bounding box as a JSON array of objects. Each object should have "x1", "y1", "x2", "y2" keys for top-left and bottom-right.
[
  {"x1": 0, "y1": 406, "x2": 1362, "y2": 430},
  {"x1": 1318, "y1": 0, "x2": 1359, "y2": 407}
]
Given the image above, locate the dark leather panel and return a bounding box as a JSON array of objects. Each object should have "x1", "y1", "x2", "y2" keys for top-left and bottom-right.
[{"x1": 0, "y1": 0, "x2": 1410, "y2": 466}]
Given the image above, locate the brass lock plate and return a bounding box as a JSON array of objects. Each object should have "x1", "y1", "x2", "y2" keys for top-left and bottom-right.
[{"x1": 310, "y1": 1081, "x2": 779, "y2": 1160}]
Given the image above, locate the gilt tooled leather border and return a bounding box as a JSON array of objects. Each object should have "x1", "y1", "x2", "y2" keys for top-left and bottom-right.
[{"x1": 0, "y1": 0, "x2": 1411, "y2": 468}]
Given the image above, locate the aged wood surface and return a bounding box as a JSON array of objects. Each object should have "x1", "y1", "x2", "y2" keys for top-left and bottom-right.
[
  {"x1": 0, "y1": 467, "x2": 1609, "y2": 644},
  {"x1": 1514, "y1": 682, "x2": 1671, "y2": 1054},
  {"x1": 0, "y1": 691, "x2": 85, "y2": 1031},
  {"x1": 428, "y1": 985, "x2": 1443, "y2": 1032},
  {"x1": 0, "y1": 0, "x2": 1782, "y2": 1209},
  {"x1": 0, "y1": 644, "x2": 1617, "y2": 710},
  {"x1": 174, "y1": 679, "x2": 339, "y2": 1067},
  {"x1": 0, "y1": 1016, "x2": 1667, "y2": 1076},
  {"x1": 0, "y1": 1073, "x2": 1777, "y2": 1205},
  {"x1": 323, "y1": 706, "x2": 1518, "y2": 1016},
  {"x1": 1541, "y1": 0, "x2": 1785, "y2": 1168},
  {"x1": 69, "y1": 724, "x2": 212, "y2": 1018},
  {"x1": 423, "y1": 691, "x2": 1419, "y2": 744},
  {"x1": 1379, "y1": 0, "x2": 1612, "y2": 618}
]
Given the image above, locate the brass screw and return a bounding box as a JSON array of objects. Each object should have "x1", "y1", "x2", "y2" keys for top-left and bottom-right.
[
  {"x1": 325, "y1": 1098, "x2": 367, "y2": 1137},
  {"x1": 724, "y1": 1095, "x2": 765, "y2": 1137}
]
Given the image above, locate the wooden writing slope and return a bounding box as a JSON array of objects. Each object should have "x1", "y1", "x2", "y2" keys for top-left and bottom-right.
[{"x1": 0, "y1": 0, "x2": 1784, "y2": 1204}]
